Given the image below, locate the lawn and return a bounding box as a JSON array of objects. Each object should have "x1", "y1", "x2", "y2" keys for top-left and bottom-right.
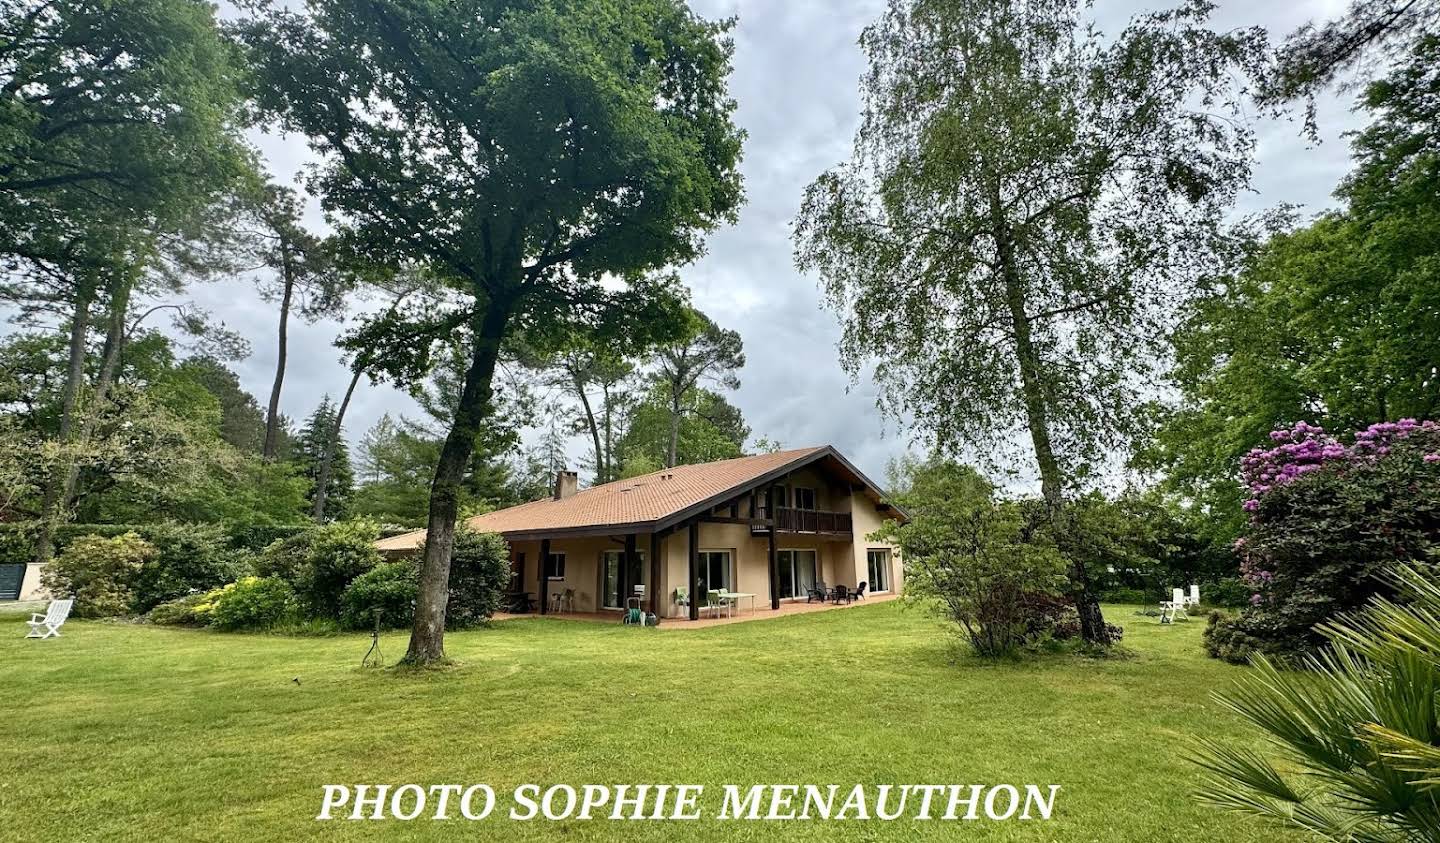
[{"x1": 0, "y1": 601, "x2": 1290, "y2": 841}]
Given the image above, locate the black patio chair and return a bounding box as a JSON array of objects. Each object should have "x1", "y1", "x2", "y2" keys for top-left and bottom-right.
[
  {"x1": 807, "y1": 580, "x2": 828, "y2": 603},
  {"x1": 854, "y1": 581, "x2": 867, "y2": 600},
  {"x1": 831, "y1": 585, "x2": 850, "y2": 604}
]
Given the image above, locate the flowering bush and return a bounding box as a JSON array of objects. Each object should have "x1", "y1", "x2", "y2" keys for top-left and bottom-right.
[{"x1": 1205, "y1": 419, "x2": 1440, "y2": 663}]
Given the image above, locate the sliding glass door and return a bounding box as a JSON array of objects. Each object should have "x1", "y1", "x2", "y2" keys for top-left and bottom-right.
[
  {"x1": 776, "y1": 549, "x2": 817, "y2": 599},
  {"x1": 866, "y1": 548, "x2": 891, "y2": 592},
  {"x1": 601, "y1": 550, "x2": 645, "y2": 609},
  {"x1": 696, "y1": 550, "x2": 731, "y2": 594}
]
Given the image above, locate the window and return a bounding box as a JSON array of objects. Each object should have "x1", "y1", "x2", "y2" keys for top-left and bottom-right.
[
  {"x1": 792, "y1": 487, "x2": 816, "y2": 510},
  {"x1": 544, "y1": 552, "x2": 566, "y2": 580},
  {"x1": 866, "y1": 548, "x2": 891, "y2": 592}
]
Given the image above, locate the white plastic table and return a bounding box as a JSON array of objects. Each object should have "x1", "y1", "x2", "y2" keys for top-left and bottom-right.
[{"x1": 721, "y1": 591, "x2": 757, "y2": 614}]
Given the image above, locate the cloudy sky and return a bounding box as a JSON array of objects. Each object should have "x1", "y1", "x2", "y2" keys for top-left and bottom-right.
[{"x1": 177, "y1": 0, "x2": 1362, "y2": 486}]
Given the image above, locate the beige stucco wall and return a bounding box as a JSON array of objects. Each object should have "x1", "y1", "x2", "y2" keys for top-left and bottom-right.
[{"x1": 19, "y1": 562, "x2": 48, "y2": 601}]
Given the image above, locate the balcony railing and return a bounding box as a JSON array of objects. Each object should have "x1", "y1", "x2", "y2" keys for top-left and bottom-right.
[{"x1": 752, "y1": 507, "x2": 853, "y2": 535}]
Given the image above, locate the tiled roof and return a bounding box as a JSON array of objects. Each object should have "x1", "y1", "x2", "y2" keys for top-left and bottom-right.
[{"x1": 376, "y1": 447, "x2": 829, "y2": 550}]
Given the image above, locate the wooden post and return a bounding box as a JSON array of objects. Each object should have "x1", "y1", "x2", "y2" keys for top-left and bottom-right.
[
  {"x1": 538, "y1": 538, "x2": 550, "y2": 615},
  {"x1": 688, "y1": 521, "x2": 700, "y2": 621},
  {"x1": 767, "y1": 486, "x2": 780, "y2": 610},
  {"x1": 623, "y1": 533, "x2": 637, "y2": 610},
  {"x1": 649, "y1": 531, "x2": 661, "y2": 616}
]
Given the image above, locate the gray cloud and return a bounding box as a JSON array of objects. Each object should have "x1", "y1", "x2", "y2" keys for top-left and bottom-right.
[{"x1": 6, "y1": 1, "x2": 1368, "y2": 490}]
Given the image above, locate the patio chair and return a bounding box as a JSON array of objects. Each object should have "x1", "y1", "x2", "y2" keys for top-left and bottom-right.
[
  {"x1": 831, "y1": 585, "x2": 850, "y2": 604},
  {"x1": 1187, "y1": 584, "x2": 1201, "y2": 607},
  {"x1": 26, "y1": 598, "x2": 73, "y2": 639},
  {"x1": 854, "y1": 581, "x2": 868, "y2": 600},
  {"x1": 806, "y1": 580, "x2": 828, "y2": 603},
  {"x1": 1171, "y1": 587, "x2": 1189, "y2": 620},
  {"x1": 701, "y1": 590, "x2": 731, "y2": 619},
  {"x1": 558, "y1": 588, "x2": 575, "y2": 613},
  {"x1": 674, "y1": 587, "x2": 689, "y2": 617}
]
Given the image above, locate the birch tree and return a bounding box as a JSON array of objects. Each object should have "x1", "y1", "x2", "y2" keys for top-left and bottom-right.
[{"x1": 793, "y1": 0, "x2": 1265, "y2": 644}]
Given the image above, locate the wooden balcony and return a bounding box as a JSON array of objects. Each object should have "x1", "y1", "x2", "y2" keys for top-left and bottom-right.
[{"x1": 752, "y1": 507, "x2": 853, "y2": 536}]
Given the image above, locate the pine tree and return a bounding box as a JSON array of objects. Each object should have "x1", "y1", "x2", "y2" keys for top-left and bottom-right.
[{"x1": 294, "y1": 397, "x2": 353, "y2": 521}]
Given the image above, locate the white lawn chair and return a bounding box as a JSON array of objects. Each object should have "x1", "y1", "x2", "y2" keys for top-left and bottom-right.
[
  {"x1": 26, "y1": 598, "x2": 73, "y2": 639},
  {"x1": 1187, "y1": 584, "x2": 1201, "y2": 607},
  {"x1": 1170, "y1": 587, "x2": 1189, "y2": 621}
]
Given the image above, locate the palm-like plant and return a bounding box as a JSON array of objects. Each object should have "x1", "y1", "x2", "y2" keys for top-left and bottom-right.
[{"x1": 1194, "y1": 562, "x2": 1440, "y2": 841}]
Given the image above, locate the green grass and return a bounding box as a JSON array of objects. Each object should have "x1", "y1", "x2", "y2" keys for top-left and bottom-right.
[{"x1": 0, "y1": 602, "x2": 1288, "y2": 841}]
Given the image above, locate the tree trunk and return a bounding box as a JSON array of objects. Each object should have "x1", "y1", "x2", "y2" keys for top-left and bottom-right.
[
  {"x1": 33, "y1": 278, "x2": 96, "y2": 565},
  {"x1": 263, "y1": 257, "x2": 294, "y2": 461},
  {"x1": 667, "y1": 388, "x2": 681, "y2": 468},
  {"x1": 58, "y1": 275, "x2": 132, "y2": 510},
  {"x1": 572, "y1": 368, "x2": 604, "y2": 484},
  {"x1": 404, "y1": 300, "x2": 512, "y2": 665},
  {"x1": 311, "y1": 363, "x2": 363, "y2": 521},
  {"x1": 600, "y1": 383, "x2": 614, "y2": 483},
  {"x1": 997, "y1": 220, "x2": 1110, "y2": 646}
]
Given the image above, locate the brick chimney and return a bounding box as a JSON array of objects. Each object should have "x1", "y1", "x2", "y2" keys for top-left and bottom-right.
[{"x1": 553, "y1": 470, "x2": 578, "y2": 500}]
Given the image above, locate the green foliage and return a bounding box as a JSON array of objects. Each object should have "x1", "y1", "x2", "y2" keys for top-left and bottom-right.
[
  {"x1": 1194, "y1": 562, "x2": 1440, "y2": 840},
  {"x1": 206, "y1": 576, "x2": 298, "y2": 631},
  {"x1": 1099, "y1": 587, "x2": 1150, "y2": 605},
  {"x1": 794, "y1": 0, "x2": 1264, "y2": 488},
  {"x1": 1204, "y1": 577, "x2": 1251, "y2": 609},
  {"x1": 41, "y1": 532, "x2": 156, "y2": 618},
  {"x1": 0, "y1": 0, "x2": 251, "y2": 272},
  {"x1": 617, "y1": 383, "x2": 749, "y2": 472},
  {"x1": 256, "y1": 520, "x2": 382, "y2": 618},
  {"x1": 174, "y1": 357, "x2": 269, "y2": 455},
  {"x1": 443, "y1": 528, "x2": 512, "y2": 628},
  {"x1": 1146, "y1": 41, "x2": 1440, "y2": 518},
  {"x1": 128, "y1": 522, "x2": 254, "y2": 613},
  {"x1": 146, "y1": 592, "x2": 211, "y2": 627},
  {"x1": 879, "y1": 456, "x2": 1069, "y2": 657},
  {"x1": 340, "y1": 561, "x2": 418, "y2": 631},
  {"x1": 292, "y1": 397, "x2": 354, "y2": 520}
]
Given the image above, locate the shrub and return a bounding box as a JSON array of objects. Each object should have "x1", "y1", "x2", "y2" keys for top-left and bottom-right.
[
  {"x1": 41, "y1": 532, "x2": 156, "y2": 618},
  {"x1": 880, "y1": 459, "x2": 1070, "y2": 657},
  {"x1": 1205, "y1": 419, "x2": 1440, "y2": 662},
  {"x1": 444, "y1": 528, "x2": 511, "y2": 627},
  {"x1": 129, "y1": 522, "x2": 254, "y2": 613},
  {"x1": 1194, "y1": 562, "x2": 1440, "y2": 839},
  {"x1": 256, "y1": 520, "x2": 382, "y2": 618},
  {"x1": 340, "y1": 561, "x2": 419, "y2": 630},
  {"x1": 1099, "y1": 587, "x2": 1149, "y2": 604},
  {"x1": 207, "y1": 576, "x2": 297, "y2": 631},
  {"x1": 147, "y1": 593, "x2": 211, "y2": 626},
  {"x1": 1201, "y1": 576, "x2": 1249, "y2": 608}
]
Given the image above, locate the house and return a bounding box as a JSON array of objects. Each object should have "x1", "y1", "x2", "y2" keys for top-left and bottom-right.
[{"x1": 376, "y1": 446, "x2": 905, "y2": 620}]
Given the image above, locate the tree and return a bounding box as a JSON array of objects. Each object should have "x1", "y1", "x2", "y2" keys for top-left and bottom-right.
[
  {"x1": 617, "y1": 382, "x2": 749, "y2": 473},
  {"x1": 310, "y1": 272, "x2": 434, "y2": 520},
  {"x1": 530, "y1": 337, "x2": 636, "y2": 485},
  {"x1": 1145, "y1": 41, "x2": 1440, "y2": 514},
  {"x1": 1260, "y1": 0, "x2": 1440, "y2": 133},
  {"x1": 176, "y1": 356, "x2": 269, "y2": 454},
  {"x1": 649, "y1": 308, "x2": 744, "y2": 468},
  {"x1": 294, "y1": 397, "x2": 354, "y2": 521},
  {"x1": 793, "y1": 0, "x2": 1265, "y2": 644},
  {"x1": 237, "y1": 182, "x2": 349, "y2": 461},
  {"x1": 241, "y1": 0, "x2": 745, "y2": 663},
  {"x1": 1, "y1": 0, "x2": 251, "y2": 563},
  {"x1": 0, "y1": 0, "x2": 250, "y2": 273}
]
